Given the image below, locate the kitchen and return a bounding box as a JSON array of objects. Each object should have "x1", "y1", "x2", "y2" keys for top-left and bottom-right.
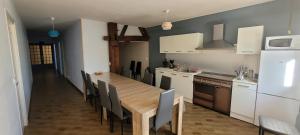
[
  {"x1": 3, "y1": 0, "x2": 300, "y2": 135},
  {"x1": 147, "y1": 0, "x2": 300, "y2": 134}
]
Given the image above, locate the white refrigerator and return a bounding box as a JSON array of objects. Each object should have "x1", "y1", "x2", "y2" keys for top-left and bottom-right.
[{"x1": 255, "y1": 50, "x2": 300, "y2": 126}]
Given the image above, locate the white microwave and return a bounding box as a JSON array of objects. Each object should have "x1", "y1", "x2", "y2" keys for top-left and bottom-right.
[{"x1": 265, "y1": 35, "x2": 300, "y2": 50}]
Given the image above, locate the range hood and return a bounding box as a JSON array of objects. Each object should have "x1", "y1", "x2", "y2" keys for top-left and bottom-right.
[{"x1": 196, "y1": 24, "x2": 234, "y2": 50}]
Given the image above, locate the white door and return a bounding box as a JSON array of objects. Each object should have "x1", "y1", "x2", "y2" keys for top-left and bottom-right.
[
  {"x1": 6, "y1": 12, "x2": 27, "y2": 127},
  {"x1": 258, "y1": 51, "x2": 300, "y2": 100}
]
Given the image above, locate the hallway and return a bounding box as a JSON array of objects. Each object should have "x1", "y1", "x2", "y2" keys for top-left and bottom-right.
[
  {"x1": 24, "y1": 69, "x2": 259, "y2": 135},
  {"x1": 24, "y1": 69, "x2": 124, "y2": 135}
]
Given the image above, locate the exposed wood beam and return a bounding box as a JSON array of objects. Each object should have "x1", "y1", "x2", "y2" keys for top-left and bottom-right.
[
  {"x1": 138, "y1": 27, "x2": 149, "y2": 38},
  {"x1": 106, "y1": 22, "x2": 120, "y2": 73},
  {"x1": 119, "y1": 25, "x2": 128, "y2": 39},
  {"x1": 104, "y1": 36, "x2": 149, "y2": 41}
]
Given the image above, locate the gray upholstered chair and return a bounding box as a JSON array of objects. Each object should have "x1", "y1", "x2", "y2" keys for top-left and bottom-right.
[
  {"x1": 86, "y1": 73, "x2": 100, "y2": 112},
  {"x1": 259, "y1": 109, "x2": 300, "y2": 135},
  {"x1": 97, "y1": 80, "x2": 112, "y2": 126},
  {"x1": 160, "y1": 75, "x2": 171, "y2": 90},
  {"x1": 150, "y1": 89, "x2": 175, "y2": 134},
  {"x1": 81, "y1": 70, "x2": 93, "y2": 104},
  {"x1": 142, "y1": 71, "x2": 154, "y2": 85},
  {"x1": 108, "y1": 84, "x2": 131, "y2": 135}
]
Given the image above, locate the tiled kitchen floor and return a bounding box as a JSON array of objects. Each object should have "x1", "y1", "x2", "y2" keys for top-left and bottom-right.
[{"x1": 24, "y1": 69, "x2": 267, "y2": 135}]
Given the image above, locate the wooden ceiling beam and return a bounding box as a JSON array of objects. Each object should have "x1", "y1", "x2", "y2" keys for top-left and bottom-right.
[
  {"x1": 119, "y1": 25, "x2": 128, "y2": 39},
  {"x1": 138, "y1": 27, "x2": 149, "y2": 38},
  {"x1": 104, "y1": 36, "x2": 149, "y2": 41}
]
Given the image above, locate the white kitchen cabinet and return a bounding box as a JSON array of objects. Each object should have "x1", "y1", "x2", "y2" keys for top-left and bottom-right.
[
  {"x1": 155, "y1": 68, "x2": 197, "y2": 103},
  {"x1": 230, "y1": 79, "x2": 257, "y2": 124},
  {"x1": 160, "y1": 33, "x2": 203, "y2": 53},
  {"x1": 236, "y1": 26, "x2": 264, "y2": 54}
]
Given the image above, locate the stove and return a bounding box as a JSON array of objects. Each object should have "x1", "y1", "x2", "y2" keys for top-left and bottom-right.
[{"x1": 193, "y1": 72, "x2": 235, "y2": 115}]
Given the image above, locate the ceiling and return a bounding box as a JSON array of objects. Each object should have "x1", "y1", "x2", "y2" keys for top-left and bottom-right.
[{"x1": 13, "y1": 0, "x2": 274, "y2": 30}]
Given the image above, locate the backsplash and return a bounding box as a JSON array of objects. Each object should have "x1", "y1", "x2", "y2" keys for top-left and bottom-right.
[{"x1": 166, "y1": 50, "x2": 260, "y2": 75}]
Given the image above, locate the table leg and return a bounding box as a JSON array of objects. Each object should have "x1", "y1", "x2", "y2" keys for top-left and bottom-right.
[
  {"x1": 172, "y1": 97, "x2": 183, "y2": 135},
  {"x1": 132, "y1": 111, "x2": 149, "y2": 135}
]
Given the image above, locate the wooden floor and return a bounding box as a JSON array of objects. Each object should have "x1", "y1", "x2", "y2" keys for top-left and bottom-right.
[{"x1": 25, "y1": 69, "x2": 263, "y2": 135}]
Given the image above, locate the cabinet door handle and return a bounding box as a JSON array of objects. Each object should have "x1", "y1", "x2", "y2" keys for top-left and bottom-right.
[
  {"x1": 164, "y1": 51, "x2": 168, "y2": 52},
  {"x1": 182, "y1": 75, "x2": 189, "y2": 77},
  {"x1": 238, "y1": 84, "x2": 250, "y2": 88},
  {"x1": 160, "y1": 71, "x2": 164, "y2": 73},
  {"x1": 171, "y1": 73, "x2": 177, "y2": 75},
  {"x1": 188, "y1": 51, "x2": 194, "y2": 52},
  {"x1": 176, "y1": 51, "x2": 182, "y2": 52}
]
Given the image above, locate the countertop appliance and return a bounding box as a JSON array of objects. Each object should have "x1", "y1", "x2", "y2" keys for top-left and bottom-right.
[
  {"x1": 254, "y1": 50, "x2": 300, "y2": 126},
  {"x1": 193, "y1": 72, "x2": 235, "y2": 115},
  {"x1": 265, "y1": 35, "x2": 300, "y2": 50}
]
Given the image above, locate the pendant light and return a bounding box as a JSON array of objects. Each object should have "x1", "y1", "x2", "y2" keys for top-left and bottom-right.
[
  {"x1": 161, "y1": 9, "x2": 173, "y2": 30},
  {"x1": 288, "y1": 0, "x2": 293, "y2": 35},
  {"x1": 48, "y1": 17, "x2": 60, "y2": 38}
]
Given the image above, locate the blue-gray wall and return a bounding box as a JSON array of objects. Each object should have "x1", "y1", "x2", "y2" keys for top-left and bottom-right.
[{"x1": 147, "y1": 0, "x2": 300, "y2": 69}]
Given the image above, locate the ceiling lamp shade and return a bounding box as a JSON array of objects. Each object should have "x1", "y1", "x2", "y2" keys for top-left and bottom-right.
[
  {"x1": 48, "y1": 30, "x2": 60, "y2": 38},
  {"x1": 162, "y1": 21, "x2": 173, "y2": 30},
  {"x1": 48, "y1": 17, "x2": 60, "y2": 38},
  {"x1": 161, "y1": 9, "x2": 172, "y2": 30}
]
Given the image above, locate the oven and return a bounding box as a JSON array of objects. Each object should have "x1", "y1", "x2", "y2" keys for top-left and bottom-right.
[{"x1": 193, "y1": 75, "x2": 233, "y2": 115}]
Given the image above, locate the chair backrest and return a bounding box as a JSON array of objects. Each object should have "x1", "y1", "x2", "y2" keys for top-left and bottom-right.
[
  {"x1": 160, "y1": 75, "x2": 171, "y2": 90},
  {"x1": 129, "y1": 61, "x2": 135, "y2": 72},
  {"x1": 81, "y1": 70, "x2": 87, "y2": 85},
  {"x1": 142, "y1": 71, "x2": 153, "y2": 85},
  {"x1": 86, "y1": 73, "x2": 96, "y2": 95},
  {"x1": 136, "y1": 61, "x2": 142, "y2": 74},
  {"x1": 155, "y1": 89, "x2": 175, "y2": 130},
  {"x1": 98, "y1": 80, "x2": 111, "y2": 111},
  {"x1": 295, "y1": 108, "x2": 300, "y2": 131},
  {"x1": 108, "y1": 84, "x2": 123, "y2": 119}
]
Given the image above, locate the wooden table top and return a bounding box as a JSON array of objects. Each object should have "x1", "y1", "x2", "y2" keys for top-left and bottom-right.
[{"x1": 91, "y1": 72, "x2": 182, "y2": 115}]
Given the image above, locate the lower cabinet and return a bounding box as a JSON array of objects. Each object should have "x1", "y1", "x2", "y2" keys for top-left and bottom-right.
[{"x1": 155, "y1": 68, "x2": 195, "y2": 103}]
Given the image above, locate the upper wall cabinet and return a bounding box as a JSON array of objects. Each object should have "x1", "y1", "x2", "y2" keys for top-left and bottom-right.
[
  {"x1": 160, "y1": 33, "x2": 203, "y2": 53},
  {"x1": 236, "y1": 26, "x2": 264, "y2": 54}
]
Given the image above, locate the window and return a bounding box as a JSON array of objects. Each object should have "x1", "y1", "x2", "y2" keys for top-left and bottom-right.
[
  {"x1": 42, "y1": 45, "x2": 53, "y2": 64},
  {"x1": 30, "y1": 45, "x2": 41, "y2": 65}
]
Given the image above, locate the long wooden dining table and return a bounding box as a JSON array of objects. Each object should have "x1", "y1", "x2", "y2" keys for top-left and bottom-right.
[{"x1": 91, "y1": 72, "x2": 183, "y2": 135}]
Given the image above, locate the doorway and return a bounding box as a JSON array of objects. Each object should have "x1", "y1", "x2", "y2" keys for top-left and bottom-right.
[
  {"x1": 29, "y1": 43, "x2": 55, "y2": 70},
  {"x1": 5, "y1": 10, "x2": 28, "y2": 128}
]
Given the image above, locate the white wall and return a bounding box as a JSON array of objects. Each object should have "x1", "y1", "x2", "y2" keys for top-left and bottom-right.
[
  {"x1": 63, "y1": 21, "x2": 84, "y2": 91},
  {"x1": 81, "y1": 19, "x2": 110, "y2": 74},
  {"x1": 63, "y1": 18, "x2": 142, "y2": 92},
  {"x1": 166, "y1": 50, "x2": 259, "y2": 75},
  {"x1": 0, "y1": 0, "x2": 33, "y2": 134},
  {"x1": 120, "y1": 42, "x2": 149, "y2": 77}
]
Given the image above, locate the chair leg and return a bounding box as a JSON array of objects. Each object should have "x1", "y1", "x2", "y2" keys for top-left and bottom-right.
[
  {"x1": 169, "y1": 121, "x2": 172, "y2": 133},
  {"x1": 89, "y1": 96, "x2": 93, "y2": 106},
  {"x1": 94, "y1": 98, "x2": 98, "y2": 112},
  {"x1": 110, "y1": 112, "x2": 114, "y2": 133},
  {"x1": 259, "y1": 126, "x2": 264, "y2": 135},
  {"x1": 100, "y1": 106, "x2": 103, "y2": 125},
  {"x1": 121, "y1": 119, "x2": 124, "y2": 135}
]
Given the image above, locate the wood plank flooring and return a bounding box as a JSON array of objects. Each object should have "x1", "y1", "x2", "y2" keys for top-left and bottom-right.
[{"x1": 24, "y1": 69, "x2": 266, "y2": 135}]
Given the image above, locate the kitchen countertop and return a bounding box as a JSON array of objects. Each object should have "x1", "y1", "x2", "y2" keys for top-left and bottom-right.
[
  {"x1": 195, "y1": 72, "x2": 235, "y2": 82},
  {"x1": 156, "y1": 67, "x2": 202, "y2": 75},
  {"x1": 233, "y1": 78, "x2": 258, "y2": 85}
]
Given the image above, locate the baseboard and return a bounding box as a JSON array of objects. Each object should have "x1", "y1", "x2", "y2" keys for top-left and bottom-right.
[{"x1": 65, "y1": 78, "x2": 83, "y2": 96}]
